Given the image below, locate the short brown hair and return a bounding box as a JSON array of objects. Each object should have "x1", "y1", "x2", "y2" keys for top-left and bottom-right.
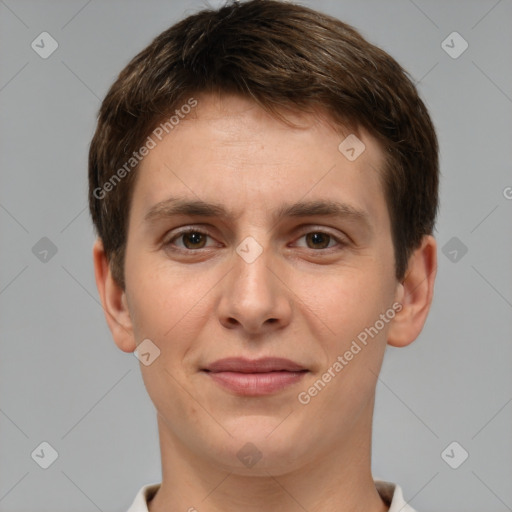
[{"x1": 89, "y1": 0, "x2": 439, "y2": 288}]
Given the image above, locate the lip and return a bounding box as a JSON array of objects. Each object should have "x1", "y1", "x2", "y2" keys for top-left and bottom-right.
[
  {"x1": 204, "y1": 357, "x2": 306, "y2": 373},
  {"x1": 202, "y1": 357, "x2": 308, "y2": 396}
]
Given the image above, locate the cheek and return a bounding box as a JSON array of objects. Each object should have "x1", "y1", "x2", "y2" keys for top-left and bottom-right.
[
  {"x1": 293, "y1": 266, "x2": 396, "y2": 386},
  {"x1": 124, "y1": 252, "x2": 170, "y2": 340},
  {"x1": 299, "y1": 268, "x2": 390, "y2": 334},
  {"x1": 125, "y1": 257, "x2": 213, "y2": 350}
]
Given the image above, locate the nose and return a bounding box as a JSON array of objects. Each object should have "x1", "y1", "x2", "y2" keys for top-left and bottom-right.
[{"x1": 217, "y1": 241, "x2": 292, "y2": 336}]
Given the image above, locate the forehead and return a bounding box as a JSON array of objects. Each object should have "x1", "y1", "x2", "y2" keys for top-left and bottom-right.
[{"x1": 130, "y1": 93, "x2": 389, "y2": 231}]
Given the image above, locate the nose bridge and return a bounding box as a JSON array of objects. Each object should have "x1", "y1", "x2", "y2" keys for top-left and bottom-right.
[{"x1": 232, "y1": 234, "x2": 276, "y2": 302}]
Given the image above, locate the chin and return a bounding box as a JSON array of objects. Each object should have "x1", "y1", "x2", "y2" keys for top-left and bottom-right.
[
  {"x1": 212, "y1": 441, "x2": 305, "y2": 477},
  {"x1": 204, "y1": 419, "x2": 310, "y2": 475}
]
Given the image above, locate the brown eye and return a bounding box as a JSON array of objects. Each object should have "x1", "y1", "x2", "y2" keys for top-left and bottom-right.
[
  {"x1": 166, "y1": 229, "x2": 213, "y2": 251},
  {"x1": 305, "y1": 232, "x2": 332, "y2": 249},
  {"x1": 294, "y1": 231, "x2": 345, "y2": 251},
  {"x1": 181, "y1": 231, "x2": 207, "y2": 249}
]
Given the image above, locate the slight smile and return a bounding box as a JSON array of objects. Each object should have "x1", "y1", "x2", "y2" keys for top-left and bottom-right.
[{"x1": 201, "y1": 357, "x2": 309, "y2": 396}]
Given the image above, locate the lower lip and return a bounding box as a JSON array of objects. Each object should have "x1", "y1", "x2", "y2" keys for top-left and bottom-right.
[{"x1": 204, "y1": 370, "x2": 307, "y2": 396}]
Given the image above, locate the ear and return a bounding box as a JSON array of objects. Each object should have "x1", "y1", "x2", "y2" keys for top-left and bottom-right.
[
  {"x1": 92, "y1": 238, "x2": 136, "y2": 353},
  {"x1": 387, "y1": 235, "x2": 437, "y2": 348}
]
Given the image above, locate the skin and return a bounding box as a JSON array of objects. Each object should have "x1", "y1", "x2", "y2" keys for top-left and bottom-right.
[{"x1": 93, "y1": 93, "x2": 436, "y2": 512}]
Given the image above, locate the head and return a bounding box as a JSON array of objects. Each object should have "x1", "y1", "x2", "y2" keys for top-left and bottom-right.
[{"x1": 90, "y1": 0, "x2": 437, "y2": 475}]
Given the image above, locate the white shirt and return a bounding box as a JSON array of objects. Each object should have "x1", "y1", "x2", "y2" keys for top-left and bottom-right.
[{"x1": 126, "y1": 480, "x2": 418, "y2": 511}]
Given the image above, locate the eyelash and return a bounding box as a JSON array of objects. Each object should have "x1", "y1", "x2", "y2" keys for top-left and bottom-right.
[{"x1": 163, "y1": 227, "x2": 348, "y2": 253}]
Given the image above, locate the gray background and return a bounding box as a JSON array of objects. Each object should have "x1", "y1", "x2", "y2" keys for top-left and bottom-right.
[{"x1": 1, "y1": 0, "x2": 511, "y2": 511}]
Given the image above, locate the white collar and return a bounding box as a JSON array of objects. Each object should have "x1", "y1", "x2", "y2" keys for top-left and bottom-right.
[{"x1": 126, "y1": 479, "x2": 418, "y2": 511}]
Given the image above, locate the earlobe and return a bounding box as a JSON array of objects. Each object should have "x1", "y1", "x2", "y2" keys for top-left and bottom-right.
[
  {"x1": 387, "y1": 235, "x2": 437, "y2": 348},
  {"x1": 92, "y1": 238, "x2": 136, "y2": 353}
]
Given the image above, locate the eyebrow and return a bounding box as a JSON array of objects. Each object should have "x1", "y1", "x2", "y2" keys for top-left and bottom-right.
[{"x1": 144, "y1": 197, "x2": 372, "y2": 230}]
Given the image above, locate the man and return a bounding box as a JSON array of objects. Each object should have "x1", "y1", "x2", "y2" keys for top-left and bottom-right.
[{"x1": 89, "y1": 1, "x2": 438, "y2": 510}]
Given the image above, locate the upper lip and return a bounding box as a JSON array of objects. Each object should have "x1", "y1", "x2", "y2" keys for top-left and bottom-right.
[{"x1": 203, "y1": 357, "x2": 307, "y2": 373}]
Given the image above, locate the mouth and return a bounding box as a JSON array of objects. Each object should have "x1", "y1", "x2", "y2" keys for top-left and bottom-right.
[{"x1": 201, "y1": 357, "x2": 309, "y2": 396}]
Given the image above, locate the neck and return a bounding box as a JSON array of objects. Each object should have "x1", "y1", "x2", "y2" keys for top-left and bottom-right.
[{"x1": 148, "y1": 401, "x2": 388, "y2": 512}]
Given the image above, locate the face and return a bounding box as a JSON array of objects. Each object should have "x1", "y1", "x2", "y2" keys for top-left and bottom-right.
[{"x1": 117, "y1": 93, "x2": 404, "y2": 474}]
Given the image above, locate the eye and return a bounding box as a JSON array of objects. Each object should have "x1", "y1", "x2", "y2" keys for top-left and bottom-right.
[
  {"x1": 294, "y1": 231, "x2": 346, "y2": 250},
  {"x1": 165, "y1": 228, "x2": 216, "y2": 251},
  {"x1": 164, "y1": 227, "x2": 347, "y2": 253}
]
